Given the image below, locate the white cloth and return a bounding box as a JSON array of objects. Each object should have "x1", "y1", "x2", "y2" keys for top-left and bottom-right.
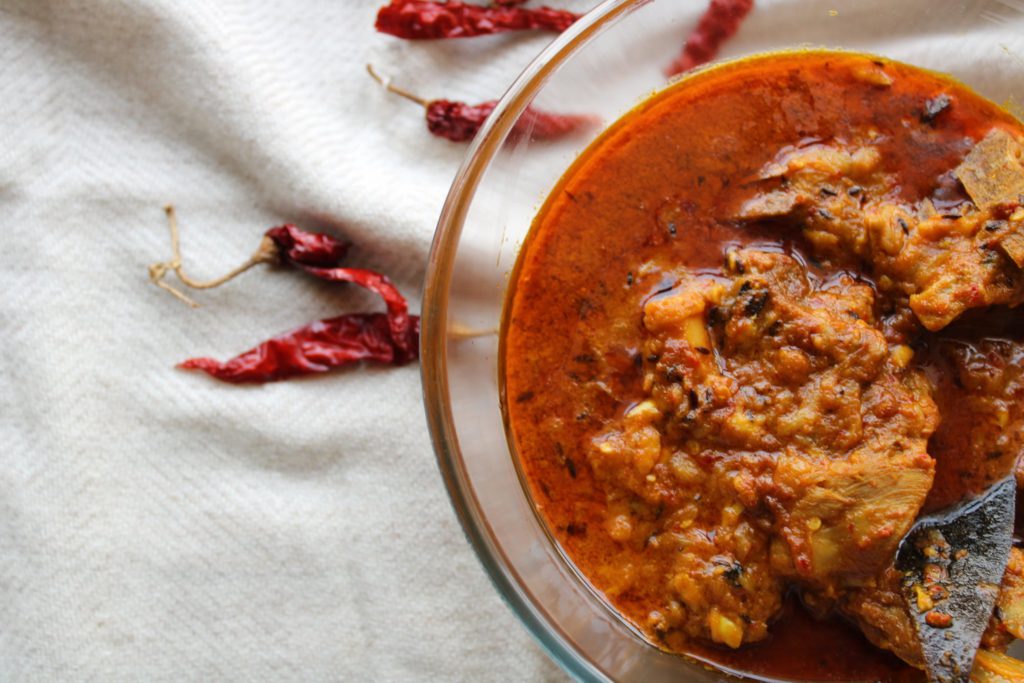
[
  {"x1": 0, "y1": 0, "x2": 579, "y2": 679},
  {"x1": 2, "y1": 1, "x2": 1023, "y2": 681}
]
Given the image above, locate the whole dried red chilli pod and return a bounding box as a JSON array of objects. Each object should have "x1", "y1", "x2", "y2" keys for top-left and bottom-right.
[
  {"x1": 366, "y1": 65, "x2": 597, "y2": 143},
  {"x1": 426, "y1": 99, "x2": 499, "y2": 142},
  {"x1": 666, "y1": 0, "x2": 754, "y2": 77},
  {"x1": 148, "y1": 207, "x2": 418, "y2": 383},
  {"x1": 295, "y1": 265, "x2": 416, "y2": 357},
  {"x1": 178, "y1": 313, "x2": 421, "y2": 384},
  {"x1": 374, "y1": 0, "x2": 579, "y2": 40},
  {"x1": 264, "y1": 224, "x2": 350, "y2": 267}
]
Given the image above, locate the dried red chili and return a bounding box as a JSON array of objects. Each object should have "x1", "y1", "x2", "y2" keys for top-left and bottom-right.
[
  {"x1": 666, "y1": 0, "x2": 754, "y2": 77},
  {"x1": 149, "y1": 207, "x2": 418, "y2": 384},
  {"x1": 367, "y1": 65, "x2": 597, "y2": 142},
  {"x1": 375, "y1": 0, "x2": 579, "y2": 40},
  {"x1": 179, "y1": 313, "x2": 420, "y2": 383},
  {"x1": 293, "y1": 265, "x2": 416, "y2": 359},
  {"x1": 264, "y1": 224, "x2": 350, "y2": 267}
]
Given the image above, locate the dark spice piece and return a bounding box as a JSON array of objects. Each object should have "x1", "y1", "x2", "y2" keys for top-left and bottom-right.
[
  {"x1": 566, "y1": 522, "x2": 587, "y2": 536},
  {"x1": 706, "y1": 306, "x2": 723, "y2": 326},
  {"x1": 375, "y1": 0, "x2": 579, "y2": 40},
  {"x1": 744, "y1": 291, "x2": 769, "y2": 316},
  {"x1": 722, "y1": 560, "x2": 744, "y2": 587},
  {"x1": 368, "y1": 65, "x2": 597, "y2": 143},
  {"x1": 666, "y1": 0, "x2": 755, "y2": 76}
]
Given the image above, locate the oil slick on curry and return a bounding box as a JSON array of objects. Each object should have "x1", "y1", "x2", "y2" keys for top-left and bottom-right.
[{"x1": 502, "y1": 51, "x2": 1024, "y2": 681}]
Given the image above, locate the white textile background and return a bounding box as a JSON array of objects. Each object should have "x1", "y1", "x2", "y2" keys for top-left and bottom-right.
[
  {"x1": 0, "y1": 0, "x2": 586, "y2": 680},
  {"x1": 2, "y1": 0, "x2": 1023, "y2": 681}
]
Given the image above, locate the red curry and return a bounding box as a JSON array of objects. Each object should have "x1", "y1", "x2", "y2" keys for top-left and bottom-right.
[{"x1": 503, "y1": 51, "x2": 1024, "y2": 681}]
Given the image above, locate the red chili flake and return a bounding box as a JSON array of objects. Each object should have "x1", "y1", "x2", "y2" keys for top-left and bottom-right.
[
  {"x1": 666, "y1": 0, "x2": 754, "y2": 77},
  {"x1": 375, "y1": 0, "x2": 579, "y2": 40},
  {"x1": 925, "y1": 610, "x2": 953, "y2": 629},
  {"x1": 367, "y1": 65, "x2": 597, "y2": 143},
  {"x1": 149, "y1": 207, "x2": 418, "y2": 384}
]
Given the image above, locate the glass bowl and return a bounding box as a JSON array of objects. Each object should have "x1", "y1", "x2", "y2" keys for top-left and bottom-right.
[{"x1": 421, "y1": 1, "x2": 1024, "y2": 681}]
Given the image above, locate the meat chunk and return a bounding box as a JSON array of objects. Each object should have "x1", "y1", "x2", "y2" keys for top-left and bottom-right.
[
  {"x1": 838, "y1": 567, "x2": 925, "y2": 669},
  {"x1": 984, "y1": 548, "x2": 1024, "y2": 647},
  {"x1": 928, "y1": 337, "x2": 1024, "y2": 509},
  {"x1": 898, "y1": 206, "x2": 1024, "y2": 330},
  {"x1": 588, "y1": 332, "x2": 784, "y2": 646},
  {"x1": 774, "y1": 442, "x2": 935, "y2": 583},
  {"x1": 737, "y1": 133, "x2": 1024, "y2": 331},
  {"x1": 707, "y1": 251, "x2": 937, "y2": 587},
  {"x1": 588, "y1": 249, "x2": 938, "y2": 648},
  {"x1": 660, "y1": 514, "x2": 784, "y2": 649}
]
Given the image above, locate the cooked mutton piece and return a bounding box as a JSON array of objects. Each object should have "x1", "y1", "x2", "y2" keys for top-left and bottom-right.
[
  {"x1": 838, "y1": 566, "x2": 925, "y2": 669},
  {"x1": 985, "y1": 547, "x2": 1024, "y2": 647},
  {"x1": 586, "y1": 248, "x2": 940, "y2": 648},
  {"x1": 736, "y1": 131, "x2": 1024, "y2": 331}
]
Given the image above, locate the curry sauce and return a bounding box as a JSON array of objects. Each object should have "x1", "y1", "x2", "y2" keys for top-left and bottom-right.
[{"x1": 503, "y1": 51, "x2": 1024, "y2": 681}]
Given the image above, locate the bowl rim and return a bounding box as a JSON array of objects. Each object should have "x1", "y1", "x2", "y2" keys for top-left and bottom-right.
[{"x1": 420, "y1": 1, "x2": 644, "y2": 680}]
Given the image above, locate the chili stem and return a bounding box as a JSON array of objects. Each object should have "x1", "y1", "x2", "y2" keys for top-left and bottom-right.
[
  {"x1": 148, "y1": 205, "x2": 278, "y2": 308},
  {"x1": 366, "y1": 64, "x2": 430, "y2": 107},
  {"x1": 148, "y1": 261, "x2": 201, "y2": 308}
]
